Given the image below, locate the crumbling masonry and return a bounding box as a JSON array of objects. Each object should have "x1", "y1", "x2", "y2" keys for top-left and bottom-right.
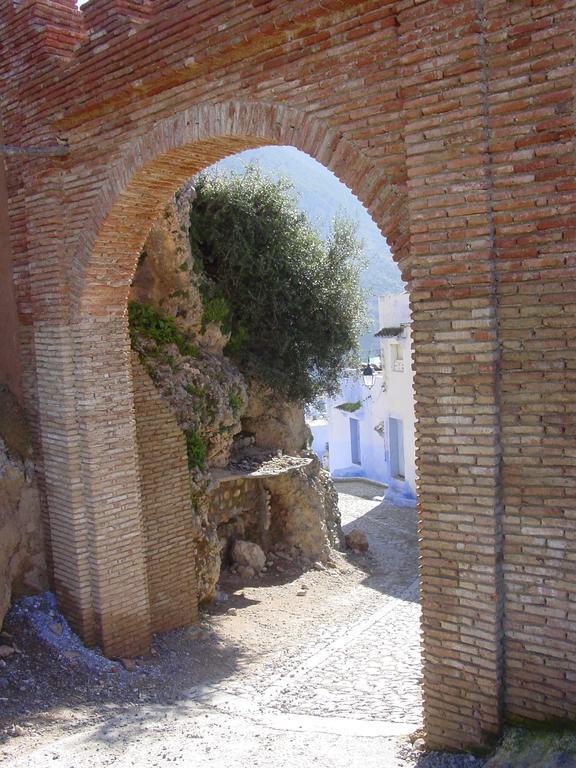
[{"x1": 0, "y1": 0, "x2": 574, "y2": 752}]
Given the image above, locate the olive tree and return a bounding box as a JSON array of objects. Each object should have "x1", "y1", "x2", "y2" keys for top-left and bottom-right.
[{"x1": 188, "y1": 166, "x2": 366, "y2": 403}]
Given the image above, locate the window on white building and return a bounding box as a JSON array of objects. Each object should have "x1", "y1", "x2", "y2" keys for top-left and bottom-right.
[
  {"x1": 350, "y1": 418, "x2": 361, "y2": 465},
  {"x1": 391, "y1": 342, "x2": 404, "y2": 372}
]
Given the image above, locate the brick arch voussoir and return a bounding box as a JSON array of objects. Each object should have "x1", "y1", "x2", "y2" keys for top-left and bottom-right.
[{"x1": 74, "y1": 100, "x2": 408, "y2": 317}]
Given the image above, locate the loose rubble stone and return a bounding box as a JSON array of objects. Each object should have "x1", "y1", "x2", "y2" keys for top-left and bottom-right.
[
  {"x1": 49, "y1": 622, "x2": 63, "y2": 637},
  {"x1": 0, "y1": 644, "x2": 15, "y2": 658},
  {"x1": 345, "y1": 529, "x2": 369, "y2": 552},
  {"x1": 231, "y1": 541, "x2": 266, "y2": 572}
]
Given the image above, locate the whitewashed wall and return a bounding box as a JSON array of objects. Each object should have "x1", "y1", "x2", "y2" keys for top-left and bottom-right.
[{"x1": 326, "y1": 293, "x2": 416, "y2": 501}]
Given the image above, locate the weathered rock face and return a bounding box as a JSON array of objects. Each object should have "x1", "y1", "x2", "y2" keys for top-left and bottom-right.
[
  {"x1": 190, "y1": 489, "x2": 222, "y2": 604},
  {"x1": 130, "y1": 194, "x2": 247, "y2": 468},
  {"x1": 130, "y1": 186, "x2": 204, "y2": 340},
  {"x1": 242, "y1": 383, "x2": 312, "y2": 454},
  {"x1": 0, "y1": 386, "x2": 47, "y2": 630},
  {"x1": 130, "y1": 193, "x2": 343, "y2": 599},
  {"x1": 262, "y1": 455, "x2": 342, "y2": 560}
]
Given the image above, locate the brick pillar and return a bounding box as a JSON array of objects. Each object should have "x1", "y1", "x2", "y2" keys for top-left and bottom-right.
[
  {"x1": 484, "y1": 0, "x2": 576, "y2": 721},
  {"x1": 33, "y1": 322, "x2": 96, "y2": 643},
  {"x1": 74, "y1": 315, "x2": 152, "y2": 657},
  {"x1": 399, "y1": 0, "x2": 504, "y2": 750},
  {"x1": 132, "y1": 354, "x2": 197, "y2": 635}
]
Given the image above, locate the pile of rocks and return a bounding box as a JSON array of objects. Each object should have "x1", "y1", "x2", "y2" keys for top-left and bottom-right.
[
  {"x1": 265, "y1": 542, "x2": 329, "y2": 574},
  {"x1": 229, "y1": 540, "x2": 267, "y2": 579},
  {"x1": 227, "y1": 538, "x2": 331, "y2": 582}
]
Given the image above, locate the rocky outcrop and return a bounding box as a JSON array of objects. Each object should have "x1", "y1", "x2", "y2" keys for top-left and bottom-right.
[
  {"x1": 242, "y1": 383, "x2": 312, "y2": 454},
  {"x1": 130, "y1": 192, "x2": 343, "y2": 600},
  {"x1": 130, "y1": 194, "x2": 247, "y2": 469},
  {"x1": 130, "y1": 186, "x2": 203, "y2": 340},
  {"x1": 0, "y1": 386, "x2": 47, "y2": 630},
  {"x1": 261, "y1": 455, "x2": 342, "y2": 560}
]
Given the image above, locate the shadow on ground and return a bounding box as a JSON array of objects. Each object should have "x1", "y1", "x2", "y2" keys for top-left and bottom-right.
[
  {"x1": 0, "y1": 482, "x2": 421, "y2": 754},
  {"x1": 336, "y1": 485, "x2": 419, "y2": 602},
  {"x1": 0, "y1": 601, "x2": 244, "y2": 748}
]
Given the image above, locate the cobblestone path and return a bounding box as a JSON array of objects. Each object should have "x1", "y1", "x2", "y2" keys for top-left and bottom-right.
[
  {"x1": 4, "y1": 482, "x2": 429, "y2": 768},
  {"x1": 192, "y1": 484, "x2": 423, "y2": 730},
  {"x1": 272, "y1": 582, "x2": 421, "y2": 723}
]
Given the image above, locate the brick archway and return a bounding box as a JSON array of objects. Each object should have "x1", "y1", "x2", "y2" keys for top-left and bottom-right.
[
  {"x1": 1, "y1": 0, "x2": 574, "y2": 753},
  {"x1": 48, "y1": 100, "x2": 504, "y2": 753},
  {"x1": 66, "y1": 101, "x2": 409, "y2": 661},
  {"x1": 73, "y1": 101, "x2": 408, "y2": 315}
]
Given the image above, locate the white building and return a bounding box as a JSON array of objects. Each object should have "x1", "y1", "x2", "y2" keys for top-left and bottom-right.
[{"x1": 325, "y1": 292, "x2": 416, "y2": 503}]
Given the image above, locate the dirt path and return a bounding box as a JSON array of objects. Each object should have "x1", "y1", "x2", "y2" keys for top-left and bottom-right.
[{"x1": 0, "y1": 484, "x2": 483, "y2": 768}]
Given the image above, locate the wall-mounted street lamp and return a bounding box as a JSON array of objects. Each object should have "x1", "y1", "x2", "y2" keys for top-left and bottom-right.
[{"x1": 362, "y1": 362, "x2": 375, "y2": 389}]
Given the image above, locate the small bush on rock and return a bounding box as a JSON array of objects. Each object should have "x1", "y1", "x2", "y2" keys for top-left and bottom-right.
[
  {"x1": 128, "y1": 301, "x2": 199, "y2": 358},
  {"x1": 185, "y1": 428, "x2": 208, "y2": 469}
]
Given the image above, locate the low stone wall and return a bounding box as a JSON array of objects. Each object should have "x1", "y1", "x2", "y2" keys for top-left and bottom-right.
[{"x1": 207, "y1": 455, "x2": 342, "y2": 568}]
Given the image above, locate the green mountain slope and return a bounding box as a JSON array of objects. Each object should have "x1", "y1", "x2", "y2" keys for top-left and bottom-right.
[{"x1": 214, "y1": 146, "x2": 404, "y2": 356}]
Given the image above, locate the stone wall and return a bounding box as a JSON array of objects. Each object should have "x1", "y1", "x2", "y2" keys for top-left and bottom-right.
[
  {"x1": 207, "y1": 456, "x2": 341, "y2": 566},
  {"x1": 131, "y1": 355, "x2": 198, "y2": 634}
]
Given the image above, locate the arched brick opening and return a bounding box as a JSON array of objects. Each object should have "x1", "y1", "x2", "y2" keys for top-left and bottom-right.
[
  {"x1": 65, "y1": 101, "x2": 409, "y2": 649},
  {"x1": 62, "y1": 100, "x2": 503, "y2": 752},
  {"x1": 73, "y1": 102, "x2": 407, "y2": 315}
]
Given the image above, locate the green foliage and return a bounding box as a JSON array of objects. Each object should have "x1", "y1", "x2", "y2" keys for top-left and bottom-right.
[
  {"x1": 336, "y1": 401, "x2": 361, "y2": 413},
  {"x1": 128, "y1": 301, "x2": 199, "y2": 358},
  {"x1": 225, "y1": 323, "x2": 250, "y2": 358},
  {"x1": 228, "y1": 392, "x2": 243, "y2": 412},
  {"x1": 202, "y1": 295, "x2": 231, "y2": 331},
  {"x1": 184, "y1": 383, "x2": 205, "y2": 399},
  {"x1": 185, "y1": 428, "x2": 207, "y2": 469},
  {"x1": 188, "y1": 166, "x2": 365, "y2": 402}
]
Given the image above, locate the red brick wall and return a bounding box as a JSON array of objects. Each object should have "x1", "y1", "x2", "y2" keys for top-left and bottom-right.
[
  {"x1": 485, "y1": 0, "x2": 576, "y2": 723},
  {"x1": 0, "y1": 0, "x2": 574, "y2": 750}
]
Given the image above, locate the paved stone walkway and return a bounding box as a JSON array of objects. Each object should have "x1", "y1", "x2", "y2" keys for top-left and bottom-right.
[
  {"x1": 272, "y1": 582, "x2": 421, "y2": 723},
  {"x1": 191, "y1": 485, "x2": 422, "y2": 731},
  {"x1": 5, "y1": 483, "x2": 432, "y2": 768}
]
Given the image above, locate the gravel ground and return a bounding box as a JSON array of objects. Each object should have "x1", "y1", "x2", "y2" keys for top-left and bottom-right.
[{"x1": 0, "y1": 484, "x2": 485, "y2": 768}]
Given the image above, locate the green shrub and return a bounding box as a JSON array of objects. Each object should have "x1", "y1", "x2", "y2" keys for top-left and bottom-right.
[
  {"x1": 184, "y1": 383, "x2": 205, "y2": 399},
  {"x1": 202, "y1": 295, "x2": 231, "y2": 331},
  {"x1": 128, "y1": 301, "x2": 199, "y2": 358},
  {"x1": 188, "y1": 166, "x2": 365, "y2": 402},
  {"x1": 185, "y1": 428, "x2": 207, "y2": 469},
  {"x1": 228, "y1": 392, "x2": 242, "y2": 411}
]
